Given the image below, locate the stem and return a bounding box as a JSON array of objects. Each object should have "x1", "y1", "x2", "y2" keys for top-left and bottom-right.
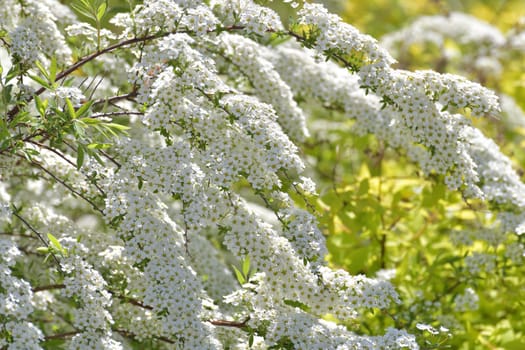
[
  {"x1": 32, "y1": 284, "x2": 66, "y2": 292},
  {"x1": 22, "y1": 156, "x2": 104, "y2": 214},
  {"x1": 12, "y1": 211, "x2": 62, "y2": 269}
]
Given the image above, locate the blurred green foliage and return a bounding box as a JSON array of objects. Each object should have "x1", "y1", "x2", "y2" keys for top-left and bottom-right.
[{"x1": 300, "y1": 1, "x2": 525, "y2": 348}]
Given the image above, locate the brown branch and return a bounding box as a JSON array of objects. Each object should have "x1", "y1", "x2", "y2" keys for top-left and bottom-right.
[
  {"x1": 113, "y1": 328, "x2": 175, "y2": 344},
  {"x1": 92, "y1": 111, "x2": 144, "y2": 119},
  {"x1": 92, "y1": 91, "x2": 138, "y2": 108},
  {"x1": 44, "y1": 331, "x2": 79, "y2": 341},
  {"x1": 33, "y1": 284, "x2": 66, "y2": 293},
  {"x1": 208, "y1": 318, "x2": 250, "y2": 328}
]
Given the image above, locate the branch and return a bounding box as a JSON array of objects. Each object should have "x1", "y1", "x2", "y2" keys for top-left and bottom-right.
[
  {"x1": 92, "y1": 91, "x2": 138, "y2": 108},
  {"x1": 91, "y1": 111, "x2": 144, "y2": 119},
  {"x1": 44, "y1": 331, "x2": 79, "y2": 341},
  {"x1": 7, "y1": 32, "x2": 168, "y2": 121},
  {"x1": 32, "y1": 284, "x2": 66, "y2": 293},
  {"x1": 118, "y1": 294, "x2": 249, "y2": 328},
  {"x1": 113, "y1": 328, "x2": 175, "y2": 344},
  {"x1": 208, "y1": 318, "x2": 250, "y2": 329},
  {"x1": 6, "y1": 26, "x2": 246, "y2": 122},
  {"x1": 22, "y1": 156, "x2": 104, "y2": 214},
  {"x1": 11, "y1": 211, "x2": 62, "y2": 268}
]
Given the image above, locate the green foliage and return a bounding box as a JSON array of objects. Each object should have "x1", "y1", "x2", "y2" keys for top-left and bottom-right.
[{"x1": 289, "y1": 2, "x2": 525, "y2": 348}]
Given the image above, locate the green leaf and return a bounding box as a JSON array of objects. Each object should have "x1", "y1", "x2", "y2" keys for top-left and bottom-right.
[
  {"x1": 66, "y1": 98, "x2": 76, "y2": 119},
  {"x1": 72, "y1": 120, "x2": 87, "y2": 139},
  {"x1": 283, "y1": 299, "x2": 310, "y2": 311},
  {"x1": 36, "y1": 247, "x2": 49, "y2": 254},
  {"x1": 35, "y1": 61, "x2": 50, "y2": 81},
  {"x1": 248, "y1": 333, "x2": 254, "y2": 347},
  {"x1": 76, "y1": 100, "x2": 94, "y2": 118},
  {"x1": 29, "y1": 75, "x2": 51, "y2": 89},
  {"x1": 71, "y1": 2, "x2": 96, "y2": 22},
  {"x1": 232, "y1": 265, "x2": 246, "y2": 285},
  {"x1": 49, "y1": 56, "x2": 57, "y2": 84},
  {"x1": 79, "y1": 117, "x2": 101, "y2": 125},
  {"x1": 47, "y1": 233, "x2": 63, "y2": 252},
  {"x1": 34, "y1": 96, "x2": 48, "y2": 117},
  {"x1": 242, "y1": 255, "x2": 250, "y2": 277},
  {"x1": 87, "y1": 142, "x2": 111, "y2": 150},
  {"x1": 96, "y1": 2, "x2": 107, "y2": 21},
  {"x1": 77, "y1": 144, "x2": 85, "y2": 170},
  {"x1": 5, "y1": 65, "x2": 20, "y2": 82},
  {"x1": 2, "y1": 84, "x2": 12, "y2": 105}
]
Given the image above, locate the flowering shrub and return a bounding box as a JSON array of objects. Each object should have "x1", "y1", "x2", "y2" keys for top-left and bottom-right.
[{"x1": 0, "y1": 0, "x2": 523, "y2": 349}]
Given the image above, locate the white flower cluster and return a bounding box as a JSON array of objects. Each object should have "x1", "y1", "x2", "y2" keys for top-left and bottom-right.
[
  {"x1": 266, "y1": 309, "x2": 417, "y2": 349},
  {"x1": 297, "y1": 3, "x2": 395, "y2": 66},
  {"x1": 60, "y1": 238, "x2": 122, "y2": 350},
  {"x1": 7, "y1": 0, "x2": 525, "y2": 348},
  {"x1": 381, "y1": 12, "x2": 505, "y2": 56},
  {"x1": 465, "y1": 252, "x2": 497, "y2": 275},
  {"x1": 0, "y1": 240, "x2": 43, "y2": 349},
  {"x1": 296, "y1": 3, "x2": 501, "y2": 193},
  {"x1": 112, "y1": 0, "x2": 218, "y2": 38},
  {"x1": 110, "y1": 24, "x2": 409, "y2": 342},
  {"x1": 7, "y1": 1, "x2": 71, "y2": 65},
  {"x1": 266, "y1": 42, "x2": 500, "y2": 199},
  {"x1": 454, "y1": 288, "x2": 479, "y2": 312},
  {"x1": 104, "y1": 171, "x2": 220, "y2": 347},
  {"x1": 381, "y1": 12, "x2": 525, "y2": 128},
  {"x1": 217, "y1": 33, "x2": 309, "y2": 141},
  {"x1": 211, "y1": 0, "x2": 283, "y2": 36}
]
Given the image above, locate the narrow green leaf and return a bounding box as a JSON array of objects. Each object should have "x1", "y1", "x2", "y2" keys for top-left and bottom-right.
[
  {"x1": 29, "y1": 75, "x2": 51, "y2": 89},
  {"x1": 47, "y1": 233, "x2": 63, "y2": 252},
  {"x1": 0, "y1": 119, "x2": 9, "y2": 140},
  {"x1": 77, "y1": 144, "x2": 85, "y2": 169},
  {"x1": 71, "y1": 2, "x2": 96, "y2": 22},
  {"x1": 249, "y1": 333, "x2": 254, "y2": 347},
  {"x1": 242, "y1": 255, "x2": 250, "y2": 278},
  {"x1": 35, "y1": 61, "x2": 50, "y2": 81},
  {"x1": 76, "y1": 100, "x2": 94, "y2": 118},
  {"x1": 36, "y1": 247, "x2": 49, "y2": 254},
  {"x1": 5, "y1": 66, "x2": 20, "y2": 82},
  {"x1": 90, "y1": 149, "x2": 105, "y2": 165},
  {"x1": 87, "y1": 142, "x2": 111, "y2": 150},
  {"x1": 34, "y1": 96, "x2": 46, "y2": 117},
  {"x1": 66, "y1": 98, "x2": 76, "y2": 120},
  {"x1": 96, "y1": 2, "x2": 107, "y2": 21},
  {"x1": 232, "y1": 265, "x2": 246, "y2": 285},
  {"x1": 2, "y1": 84, "x2": 12, "y2": 105},
  {"x1": 72, "y1": 120, "x2": 87, "y2": 139},
  {"x1": 105, "y1": 123, "x2": 130, "y2": 131},
  {"x1": 49, "y1": 56, "x2": 57, "y2": 84},
  {"x1": 79, "y1": 117, "x2": 101, "y2": 125}
]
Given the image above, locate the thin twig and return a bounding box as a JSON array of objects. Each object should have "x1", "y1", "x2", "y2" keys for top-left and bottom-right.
[
  {"x1": 92, "y1": 111, "x2": 144, "y2": 119},
  {"x1": 23, "y1": 156, "x2": 104, "y2": 214},
  {"x1": 44, "y1": 331, "x2": 79, "y2": 341},
  {"x1": 12, "y1": 211, "x2": 62, "y2": 268}
]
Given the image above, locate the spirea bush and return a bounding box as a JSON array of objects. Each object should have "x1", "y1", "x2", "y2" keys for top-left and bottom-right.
[{"x1": 0, "y1": 0, "x2": 523, "y2": 349}]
